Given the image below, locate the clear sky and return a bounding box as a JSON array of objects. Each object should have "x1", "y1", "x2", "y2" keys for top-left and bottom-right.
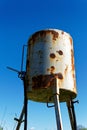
[{"x1": 0, "y1": 0, "x2": 87, "y2": 130}]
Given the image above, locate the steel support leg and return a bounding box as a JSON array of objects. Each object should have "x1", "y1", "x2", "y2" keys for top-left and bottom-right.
[
  {"x1": 67, "y1": 100, "x2": 77, "y2": 130},
  {"x1": 23, "y1": 78, "x2": 28, "y2": 130},
  {"x1": 14, "y1": 106, "x2": 24, "y2": 130},
  {"x1": 53, "y1": 78, "x2": 63, "y2": 130}
]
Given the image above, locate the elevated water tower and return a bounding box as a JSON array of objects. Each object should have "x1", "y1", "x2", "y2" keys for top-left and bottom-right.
[
  {"x1": 26, "y1": 29, "x2": 77, "y2": 102},
  {"x1": 8, "y1": 29, "x2": 78, "y2": 130},
  {"x1": 25, "y1": 29, "x2": 78, "y2": 130}
]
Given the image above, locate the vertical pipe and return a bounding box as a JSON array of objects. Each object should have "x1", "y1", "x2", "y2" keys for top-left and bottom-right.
[
  {"x1": 71, "y1": 101, "x2": 77, "y2": 130},
  {"x1": 24, "y1": 97, "x2": 28, "y2": 130},
  {"x1": 23, "y1": 77, "x2": 28, "y2": 130},
  {"x1": 67, "y1": 101, "x2": 77, "y2": 130},
  {"x1": 21, "y1": 45, "x2": 27, "y2": 73},
  {"x1": 53, "y1": 78, "x2": 63, "y2": 130},
  {"x1": 67, "y1": 101, "x2": 74, "y2": 130}
]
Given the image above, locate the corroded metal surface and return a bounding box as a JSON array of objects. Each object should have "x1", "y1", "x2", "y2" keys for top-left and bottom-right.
[{"x1": 25, "y1": 29, "x2": 77, "y2": 102}]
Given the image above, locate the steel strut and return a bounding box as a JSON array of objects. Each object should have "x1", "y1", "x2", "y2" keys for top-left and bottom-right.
[
  {"x1": 53, "y1": 78, "x2": 63, "y2": 130},
  {"x1": 14, "y1": 74, "x2": 28, "y2": 130},
  {"x1": 67, "y1": 100, "x2": 77, "y2": 130},
  {"x1": 14, "y1": 106, "x2": 24, "y2": 130},
  {"x1": 23, "y1": 75, "x2": 28, "y2": 130},
  {"x1": 7, "y1": 45, "x2": 28, "y2": 130}
]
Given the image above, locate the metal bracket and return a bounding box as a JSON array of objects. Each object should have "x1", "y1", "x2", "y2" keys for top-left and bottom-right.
[
  {"x1": 14, "y1": 118, "x2": 24, "y2": 123},
  {"x1": 72, "y1": 100, "x2": 79, "y2": 104}
]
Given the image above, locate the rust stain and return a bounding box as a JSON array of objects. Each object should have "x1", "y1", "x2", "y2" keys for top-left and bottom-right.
[
  {"x1": 32, "y1": 73, "x2": 63, "y2": 89},
  {"x1": 72, "y1": 73, "x2": 75, "y2": 78},
  {"x1": 50, "y1": 53, "x2": 56, "y2": 58},
  {"x1": 71, "y1": 49, "x2": 76, "y2": 91},
  {"x1": 51, "y1": 66, "x2": 55, "y2": 70},
  {"x1": 32, "y1": 74, "x2": 55, "y2": 89},
  {"x1": 71, "y1": 49, "x2": 74, "y2": 70},
  {"x1": 28, "y1": 31, "x2": 41, "y2": 44},
  {"x1": 47, "y1": 66, "x2": 55, "y2": 74},
  {"x1": 28, "y1": 30, "x2": 59, "y2": 44},
  {"x1": 57, "y1": 73, "x2": 63, "y2": 79},
  {"x1": 64, "y1": 65, "x2": 68, "y2": 75},
  {"x1": 61, "y1": 31, "x2": 64, "y2": 35},
  {"x1": 50, "y1": 66, "x2": 55, "y2": 74},
  {"x1": 69, "y1": 37, "x2": 72, "y2": 45},
  {"x1": 73, "y1": 79, "x2": 76, "y2": 92},
  {"x1": 51, "y1": 30, "x2": 59, "y2": 40},
  {"x1": 56, "y1": 50, "x2": 63, "y2": 55},
  {"x1": 72, "y1": 64, "x2": 74, "y2": 70},
  {"x1": 40, "y1": 31, "x2": 46, "y2": 37},
  {"x1": 28, "y1": 37, "x2": 35, "y2": 45}
]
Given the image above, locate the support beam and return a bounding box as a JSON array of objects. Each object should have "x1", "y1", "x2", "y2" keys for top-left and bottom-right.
[
  {"x1": 23, "y1": 77, "x2": 28, "y2": 130},
  {"x1": 53, "y1": 78, "x2": 63, "y2": 130},
  {"x1": 67, "y1": 100, "x2": 77, "y2": 130},
  {"x1": 14, "y1": 106, "x2": 24, "y2": 130}
]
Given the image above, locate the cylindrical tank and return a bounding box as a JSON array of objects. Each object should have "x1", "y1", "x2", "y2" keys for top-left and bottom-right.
[{"x1": 25, "y1": 29, "x2": 77, "y2": 103}]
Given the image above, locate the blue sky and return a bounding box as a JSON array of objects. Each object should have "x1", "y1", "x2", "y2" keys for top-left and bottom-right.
[{"x1": 0, "y1": 0, "x2": 87, "y2": 129}]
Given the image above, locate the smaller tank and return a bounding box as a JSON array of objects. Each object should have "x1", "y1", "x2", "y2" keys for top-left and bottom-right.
[{"x1": 25, "y1": 29, "x2": 77, "y2": 103}]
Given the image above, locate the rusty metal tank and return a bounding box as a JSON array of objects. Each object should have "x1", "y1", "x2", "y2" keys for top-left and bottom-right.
[{"x1": 25, "y1": 29, "x2": 77, "y2": 103}]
